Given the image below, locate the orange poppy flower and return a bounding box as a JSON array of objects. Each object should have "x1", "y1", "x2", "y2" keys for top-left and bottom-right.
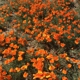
[
  {"x1": 23, "y1": 72, "x2": 28, "y2": 78},
  {"x1": 48, "y1": 78, "x2": 53, "y2": 80},
  {"x1": 5, "y1": 37, "x2": 11, "y2": 43},
  {"x1": 53, "y1": 56, "x2": 59, "y2": 61},
  {"x1": 12, "y1": 19, "x2": 17, "y2": 23},
  {"x1": 50, "y1": 72, "x2": 57, "y2": 79},
  {"x1": 25, "y1": 28, "x2": 31, "y2": 33},
  {"x1": 9, "y1": 30, "x2": 14, "y2": 35},
  {"x1": 6, "y1": 75, "x2": 12, "y2": 80},
  {"x1": 74, "y1": 39, "x2": 79, "y2": 44},
  {"x1": 70, "y1": 58, "x2": 79, "y2": 63},
  {"x1": 15, "y1": 67, "x2": 21, "y2": 72},
  {"x1": 62, "y1": 76, "x2": 68, "y2": 80},
  {"x1": 50, "y1": 59, "x2": 54, "y2": 64},
  {"x1": 2, "y1": 48, "x2": 11, "y2": 56},
  {"x1": 67, "y1": 35, "x2": 72, "y2": 39},
  {"x1": 49, "y1": 65, "x2": 56, "y2": 71},
  {"x1": 46, "y1": 35, "x2": 52, "y2": 42},
  {"x1": 65, "y1": 57, "x2": 70, "y2": 61},
  {"x1": 62, "y1": 69, "x2": 67, "y2": 74},
  {"x1": 46, "y1": 54, "x2": 53, "y2": 60},
  {"x1": 0, "y1": 34, "x2": 5, "y2": 42},
  {"x1": 18, "y1": 51, "x2": 24, "y2": 56},
  {"x1": 60, "y1": 43, "x2": 65, "y2": 47},
  {"x1": 33, "y1": 70, "x2": 44, "y2": 79},
  {"x1": 23, "y1": 20, "x2": 26, "y2": 24},
  {"x1": 22, "y1": 8, "x2": 27, "y2": 12},
  {"x1": 10, "y1": 49, "x2": 17, "y2": 56},
  {"x1": 9, "y1": 43, "x2": 14, "y2": 47},
  {"x1": 10, "y1": 56, "x2": 15, "y2": 61},
  {"x1": 17, "y1": 23, "x2": 21, "y2": 27},
  {"x1": 33, "y1": 60, "x2": 44, "y2": 70},
  {"x1": 67, "y1": 64, "x2": 72, "y2": 68},
  {"x1": 32, "y1": 58, "x2": 44, "y2": 71},
  {"x1": 31, "y1": 58, "x2": 36, "y2": 63},
  {"x1": 53, "y1": 33, "x2": 61, "y2": 41},
  {"x1": 3, "y1": 58, "x2": 8, "y2": 63},
  {"x1": 9, "y1": 68, "x2": 14, "y2": 72},
  {"x1": 4, "y1": 58, "x2": 13, "y2": 64},
  {"x1": 23, "y1": 14, "x2": 27, "y2": 18},
  {"x1": 21, "y1": 65, "x2": 28, "y2": 70},
  {"x1": 35, "y1": 49, "x2": 48, "y2": 56},
  {"x1": 0, "y1": 7, "x2": 2, "y2": 11},
  {"x1": 10, "y1": 37, "x2": 16, "y2": 41},
  {"x1": 0, "y1": 66, "x2": 2, "y2": 72},
  {"x1": 59, "y1": 53, "x2": 67, "y2": 58},
  {"x1": 68, "y1": 25, "x2": 72, "y2": 30},
  {"x1": 78, "y1": 24, "x2": 80, "y2": 28},
  {"x1": 13, "y1": 44, "x2": 19, "y2": 49},
  {"x1": 18, "y1": 56, "x2": 23, "y2": 61},
  {"x1": 45, "y1": 74, "x2": 51, "y2": 79},
  {"x1": 78, "y1": 64, "x2": 80, "y2": 69},
  {"x1": 26, "y1": 48, "x2": 34, "y2": 55},
  {"x1": 0, "y1": 29, "x2": 2, "y2": 33},
  {"x1": 18, "y1": 38, "x2": 26, "y2": 45},
  {"x1": 2, "y1": 71, "x2": 7, "y2": 75}
]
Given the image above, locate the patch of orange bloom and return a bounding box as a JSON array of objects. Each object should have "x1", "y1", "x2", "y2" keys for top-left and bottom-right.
[
  {"x1": 31, "y1": 57, "x2": 44, "y2": 71},
  {"x1": 5, "y1": 37, "x2": 11, "y2": 43},
  {"x1": 33, "y1": 70, "x2": 57, "y2": 80},
  {"x1": 23, "y1": 72, "x2": 28, "y2": 78},
  {"x1": 35, "y1": 49, "x2": 48, "y2": 56},
  {"x1": 67, "y1": 64, "x2": 72, "y2": 68},
  {"x1": 62, "y1": 76, "x2": 68, "y2": 80},
  {"x1": 21, "y1": 63, "x2": 29, "y2": 70},
  {"x1": 18, "y1": 37, "x2": 27, "y2": 46},
  {"x1": 0, "y1": 0, "x2": 80, "y2": 80},
  {"x1": 0, "y1": 66, "x2": 12, "y2": 80},
  {"x1": 4, "y1": 56, "x2": 15, "y2": 64},
  {"x1": 62, "y1": 69, "x2": 67, "y2": 74},
  {"x1": 0, "y1": 34, "x2": 5, "y2": 43}
]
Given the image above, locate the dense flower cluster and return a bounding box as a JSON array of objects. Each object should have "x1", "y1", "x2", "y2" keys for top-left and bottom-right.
[{"x1": 0, "y1": 0, "x2": 80, "y2": 80}]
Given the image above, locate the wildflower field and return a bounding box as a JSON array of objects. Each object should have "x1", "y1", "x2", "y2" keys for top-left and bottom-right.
[{"x1": 0, "y1": 0, "x2": 80, "y2": 80}]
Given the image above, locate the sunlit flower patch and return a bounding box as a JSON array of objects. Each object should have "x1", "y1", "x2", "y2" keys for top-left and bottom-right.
[{"x1": 0, "y1": 0, "x2": 80, "y2": 80}]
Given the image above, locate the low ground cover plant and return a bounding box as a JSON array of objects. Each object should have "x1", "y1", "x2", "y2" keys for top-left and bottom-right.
[{"x1": 0, "y1": 0, "x2": 80, "y2": 80}]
